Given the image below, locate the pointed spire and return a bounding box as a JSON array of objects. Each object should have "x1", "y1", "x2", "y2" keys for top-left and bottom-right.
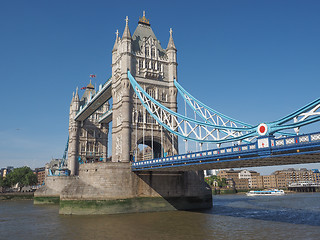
[
  {"x1": 74, "y1": 87, "x2": 79, "y2": 101},
  {"x1": 167, "y1": 28, "x2": 176, "y2": 50},
  {"x1": 112, "y1": 29, "x2": 119, "y2": 52},
  {"x1": 122, "y1": 16, "x2": 131, "y2": 39}
]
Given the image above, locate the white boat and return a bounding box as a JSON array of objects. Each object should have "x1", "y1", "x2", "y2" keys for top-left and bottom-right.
[{"x1": 246, "y1": 189, "x2": 285, "y2": 196}]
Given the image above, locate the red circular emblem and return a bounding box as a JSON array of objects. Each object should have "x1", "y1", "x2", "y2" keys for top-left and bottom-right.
[
  {"x1": 259, "y1": 125, "x2": 266, "y2": 134},
  {"x1": 257, "y1": 123, "x2": 268, "y2": 136}
]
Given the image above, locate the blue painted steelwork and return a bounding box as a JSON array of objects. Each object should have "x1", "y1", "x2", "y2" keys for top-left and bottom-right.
[
  {"x1": 175, "y1": 80, "x2": 296, "y2": 139},
  {"x1": 128, "y1": 71, "x2": 320, "y2": 144},
  {"x1": 59, "y1": 136, "x2": 69, "y2": 168},
  {"x1": 128, "y1": 71, "x2": 258, "y2": 144},
  {"x1": 174, "y1": 80, "x2": 252, "y2": 127},
  {"x1": 131, "y1": 131, "x2": 320, "y2": 171},
  {"x1": 48, "y1": 137, "x2": 70, "y2": 176}
]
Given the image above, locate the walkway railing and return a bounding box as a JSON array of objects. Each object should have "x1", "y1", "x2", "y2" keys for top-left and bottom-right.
[{"x1": 132, "y1": 131, "x2": 320, "y2": 171}]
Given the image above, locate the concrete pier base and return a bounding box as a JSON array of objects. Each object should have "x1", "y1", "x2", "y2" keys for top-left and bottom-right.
[{"x1": 35, "y1": 162, "x2": 212, "y2": 215}]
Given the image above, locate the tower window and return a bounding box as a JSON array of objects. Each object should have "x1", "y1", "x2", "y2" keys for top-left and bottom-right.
[
  {"x1": 146, "y1": 47, "x2": 150, "y2": 56},
  {"x1": 81, "y1": 143, "x2": 85, "y2": 152},
  {"x1": 162, "y1": 92, "x2": 167, "y2": 101},
  {"x1": 151, "y1": 48, "x2": 155, "y2": 58},
  {"x1": 147, "y1": 88, "x2": 156, "y2": 99},
  {"x1": 138, "y1": 112, "x2": 143, "y2": 122}
]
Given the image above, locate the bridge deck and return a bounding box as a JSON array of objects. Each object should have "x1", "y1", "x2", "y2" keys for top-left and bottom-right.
[
  {"x1": 132, "y1": 132, "x2": 320, "y2": 171},
  {"x1": 98, "y1": 109, "x2": 113, "y2": 124},
  {"x1": 75, "y1": 78, "x2": 112, "y2": 122}
]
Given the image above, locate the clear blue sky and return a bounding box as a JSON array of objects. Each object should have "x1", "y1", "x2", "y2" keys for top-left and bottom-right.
[{"x1": 1, "y1": 0, "x2": 320, "y2": 174}]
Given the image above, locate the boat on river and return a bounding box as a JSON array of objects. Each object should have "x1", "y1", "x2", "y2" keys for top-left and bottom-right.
[{"x1": 246, "y1": 189, "x2": 285, "y2": 196}]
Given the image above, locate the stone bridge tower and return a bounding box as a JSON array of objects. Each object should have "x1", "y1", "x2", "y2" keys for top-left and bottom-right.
[
  {"x1": 111, "y1": 13, "x2": 178, "y2": 163},
  {"x1": 38, "y1": 13, "x2": 212, "y2": 214}
]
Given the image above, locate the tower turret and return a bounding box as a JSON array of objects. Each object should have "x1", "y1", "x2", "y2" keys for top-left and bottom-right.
[
  {"x1": 166, "y1": 28, "x2": 178, "y2": 112},
  {"x1": 112, "y1": 16, "x2": 133, "y2": 162},
  {"x1": 68, "y1": 87, "x2": 80, "y2": 175}
]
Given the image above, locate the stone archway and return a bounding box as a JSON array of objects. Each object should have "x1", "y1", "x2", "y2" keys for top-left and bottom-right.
[{"x1": 136, "y1": 136, "x2": 162, "y2": 161}]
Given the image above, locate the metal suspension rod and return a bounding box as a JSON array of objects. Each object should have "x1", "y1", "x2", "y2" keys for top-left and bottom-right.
[
  {"x1": 171, "y1": 133, "x2": 174, "y2": 156},
  {"x1": 135, "y1": 94, "x2": 138, "y2": 162},
  {"x1": 161, "y1": 125, "x2": 163, "y2": 157},
  {"x1": 143, "y1": 109, "x2": 145, "y2": 161},
  {"x1": 184, "y1": 98, "x2": 187, "y2": 154},
  {"x1": 195, "y1": 111, "x2": 198, "y2": 152},
  {"x1": 151, "y1": 115, "x2": 154, "y2": 159}
]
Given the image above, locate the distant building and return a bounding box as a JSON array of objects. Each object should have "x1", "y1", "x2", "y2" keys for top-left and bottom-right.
[
  {"x1": 34, "y1": 167, "x2": 46, "y2": 185},
  {"x1": 218, "y1": 169, "x2": 260, "y2": 189},
  {"x1": 1, "y1": 166, "x2": 14, "y2": 178},
  {"x1": 136, "y1": 146, "x2": 153, "y2": 161},
  {"x1": 262, "y1": 175, "x2": 277, "y2": 189},
  {"x1": 251, "y1": 175, "x2": 264, "y2": 189},
  {"x1": 216, "y1": 167, "x2": 320, "y2": 190},
  {"x1": 273, "y1": 168, "x2": 316, "y2": 185}
]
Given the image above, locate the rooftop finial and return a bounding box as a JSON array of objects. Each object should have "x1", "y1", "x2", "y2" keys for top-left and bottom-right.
[
  {"x1": 167, "y1": 27, "x2": 176, "y2": 50},
  {"x1": 122, "y1": 16, "x2": 131, "y2": 39},
  {"x1": 139, "y1": 11, "x2": 150, "y2": 26},
  {"x1": 87, "y1": 80, "x2": 94, "y2": 89},
  {"x1": 116, "y1": 29, "x2": 119, "y2": 39}
]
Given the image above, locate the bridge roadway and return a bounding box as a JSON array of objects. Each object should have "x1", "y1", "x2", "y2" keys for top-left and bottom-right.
[
  {"x1": 131, "y1": 131, "x2": 320, "y2": 171},
  {"x1": 75, "y1": 78, "x2": 112, "y2": 122}
]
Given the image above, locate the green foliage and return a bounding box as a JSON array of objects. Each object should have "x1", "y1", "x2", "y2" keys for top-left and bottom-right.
[
  {"x1": 205, "y1": 175, "x2": 228, "y2": 188},
  {"x1": 4, "y1": 167, "x2": 38, "y2": 189},
  {"x1": 0, "y1": 177, "x2": 10, "y2": 188}
]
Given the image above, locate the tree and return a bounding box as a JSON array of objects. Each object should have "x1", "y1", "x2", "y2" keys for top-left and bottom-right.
[
  {"x1": 5, "y1": 167, "x2": 38, "y2": 190},
  {"x1": 204, "y1": 175, "x2": 228, "y2": 188}
]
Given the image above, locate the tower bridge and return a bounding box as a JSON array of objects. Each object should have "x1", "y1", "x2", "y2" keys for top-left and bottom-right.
[{"x1": 35, "y1": 12, "x2": 320, "y2": 215}]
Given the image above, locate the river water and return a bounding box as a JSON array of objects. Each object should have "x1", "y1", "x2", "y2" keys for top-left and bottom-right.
[{"x1": 1, "y1": 193, "x2": 320, "y2": 240}]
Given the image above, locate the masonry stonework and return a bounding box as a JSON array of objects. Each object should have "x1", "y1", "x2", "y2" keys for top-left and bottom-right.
[{"x1": 35, "y1": 13, "x2": 213, "y2": 214}]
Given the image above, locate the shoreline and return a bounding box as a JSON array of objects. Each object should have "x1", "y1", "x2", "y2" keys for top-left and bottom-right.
[{"x1": 0, "y1": 192, "x2": 34, "y2": 200}]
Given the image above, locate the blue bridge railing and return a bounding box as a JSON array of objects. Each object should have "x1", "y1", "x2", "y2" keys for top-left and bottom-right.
[{"x1": 131, "y1": 131, "x2": 320, "y2": 171}]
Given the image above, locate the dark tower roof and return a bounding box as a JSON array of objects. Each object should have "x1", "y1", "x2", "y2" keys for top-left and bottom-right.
[
  {"x1": 131, "y1": 12, "x2": 166, "y2": 57},
  {"x1": 80, "y1": 80, "x2": 95, "y2": 106}
]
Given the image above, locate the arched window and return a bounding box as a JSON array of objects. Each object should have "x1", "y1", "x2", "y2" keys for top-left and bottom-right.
[
  {"x1": 151, "y1": 48, "x2": 155, "y2": 58},
  {"x1": 81, "y1": 143, "x2": 85, "y2": 152},
  {"x1": 139, "y1": 59, "x2": 143, "y2": 69},
  {"x1": 95, "y1": 143, "x2": 99, "y2": 153},
  {"x1": 87, "y1": 142, "x2": 94, "y2": 152},
  {"x1": 146, "y1": 47, "x2": 150, "y2": 56},
  {"x1": 145, "y1": 112, "x2": 155, "y2": 124},
  {"x1": 138, "y1": 111, "x2": 143, "y2": 122},
  {"x1": 162, "y1": 92, "x2": 167, "y2": 101},
  {"x1": 147, "y1": 88, "x2": 156, "y2": 99}
]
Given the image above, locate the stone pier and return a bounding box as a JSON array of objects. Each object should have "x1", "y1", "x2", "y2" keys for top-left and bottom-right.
[{"x1": 35, "y1": 162, "x2": 212, "y2": 215}]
